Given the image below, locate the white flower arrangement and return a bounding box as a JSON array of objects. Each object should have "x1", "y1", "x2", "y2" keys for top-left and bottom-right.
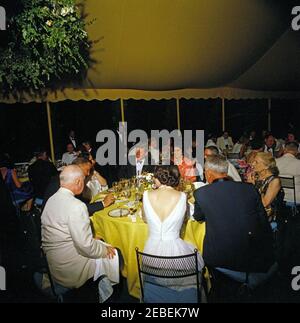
[{"x1": 61, "y1": 6, "x2": 74, "y2": 17}]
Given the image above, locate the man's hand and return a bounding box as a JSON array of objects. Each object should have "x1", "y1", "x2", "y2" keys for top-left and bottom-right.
[
  {"x1": 106, "y1": 246, "x2": 116, "y2": 259},
  {"x1": 103, "y1": 193, "x2": 115, "y2": 208}
]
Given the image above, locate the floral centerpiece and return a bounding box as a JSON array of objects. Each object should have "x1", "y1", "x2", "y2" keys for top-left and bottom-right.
[{"x1": 137, "y1": 172, "x2": 155, "y2": 190}]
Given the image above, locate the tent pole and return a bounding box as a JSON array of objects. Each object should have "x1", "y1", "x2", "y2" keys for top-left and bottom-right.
[
  {"x1": 222, "y1": 98, "x2": 225, "y2": 131},
  {"x1": 120, "y1": 98, "x2": 125, "y2": 125},
  {"x1": 46, "y1": 101, "x2": 55, "y2": 163},
  {"x1": 176, "y1": 98, "x2": 181, "y2": 130},
  {"x1": 268, "y1": 99, "x2": 272, "y2": 132}
]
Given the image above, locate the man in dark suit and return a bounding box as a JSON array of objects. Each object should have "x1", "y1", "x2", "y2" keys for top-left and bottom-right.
[
  {"x1": 28, "y1": 150, "x2": 58, "y2": 200},
  {"x1": 119, "y1": 144, "x2": 155, "y2": 179},
  {"x1": 193, "y1": 155, "x2": 274, "y2": 274}
]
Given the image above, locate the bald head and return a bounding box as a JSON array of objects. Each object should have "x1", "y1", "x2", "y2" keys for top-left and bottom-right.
[{"x1": 60, "y1": 165, "x2": 85, "y2": 195}]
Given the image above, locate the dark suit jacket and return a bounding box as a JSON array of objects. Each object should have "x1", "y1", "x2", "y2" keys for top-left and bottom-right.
[
  {"x1": 43, "y1": 174, "x2": 104, "y2": 215},
  {"x1": 193, "y1": 179, "x2": 274, "y2": 272},
  {"x1": 28, "y1": 159, "x2": 58, "y2": 199}
]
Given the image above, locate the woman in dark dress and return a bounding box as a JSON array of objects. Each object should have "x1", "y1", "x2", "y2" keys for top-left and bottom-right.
[{"x1": 250, "y1": 152, "x2": 284, "y2": 222}]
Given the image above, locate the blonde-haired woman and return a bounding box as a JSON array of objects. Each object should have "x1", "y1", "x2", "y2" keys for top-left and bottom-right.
[{"x1": 250, "y1": 152, "x2": 284, "y2": 221}]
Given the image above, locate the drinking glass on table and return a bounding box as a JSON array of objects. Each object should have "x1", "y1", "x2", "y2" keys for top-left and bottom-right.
[
  {"x1": 135, "y1": 191, "x2": 142, "y2": 203},
  {"x1": 124, "y1": 189, "x2": 131, "y2": 199}
]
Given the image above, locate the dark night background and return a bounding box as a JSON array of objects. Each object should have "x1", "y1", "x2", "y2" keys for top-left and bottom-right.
[
  {"x1": 0, "y1": 98, "x2": 299, "y2": 162},
  {"x1": 0, "y1": 1, "x2": 299, "y2": 162}
]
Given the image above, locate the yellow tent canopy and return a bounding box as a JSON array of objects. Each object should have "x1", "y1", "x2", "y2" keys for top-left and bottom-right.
[{"x1": 1, "y1": 0, "x2": 300, "y2": 103}]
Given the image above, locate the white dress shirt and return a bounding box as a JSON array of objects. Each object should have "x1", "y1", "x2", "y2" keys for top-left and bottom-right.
[
  {"x1": 264, "y1": 145, "x2": 275, "y2": 156},
  {"x1": 136, "y1": 159, "x2": 145, "y2": 176},
  {"x1": 69, "y1": 137, "x2": 76, "y2": 148},
  {"x1": 228, "y1": 161, "x2": 242, "y2": 182},
  {"x1": 62, "y1": 152, "x2": 77, "y2": 165}
]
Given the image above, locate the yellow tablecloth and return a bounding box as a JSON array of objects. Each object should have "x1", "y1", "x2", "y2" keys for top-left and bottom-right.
[
  {"x1": 90, "y1": 201, "x2": 206, "y2": 299},
  {"x1": 19, "y1": 177, "x2": 29, "y2": 183}
]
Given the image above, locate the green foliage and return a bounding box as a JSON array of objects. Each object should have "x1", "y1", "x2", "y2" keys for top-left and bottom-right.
[{"x1": 0, "y1": 0, "x2": 90, "y2": 93}]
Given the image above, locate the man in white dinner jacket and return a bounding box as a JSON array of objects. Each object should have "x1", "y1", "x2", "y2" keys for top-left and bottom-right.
[
  {"x1": 217, "y1": 131, "x2": 234, "y2": 153},
  {"x1": 276, "y1": 142, "x2": 300, "y2": 204},
  {"x1": 41, "y1": 165, "x2": 119, "y2": 299}
]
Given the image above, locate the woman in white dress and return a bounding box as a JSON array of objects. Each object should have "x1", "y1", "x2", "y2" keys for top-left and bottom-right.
[
  {"x1": 143, "y1": 165, "x2": 201, "y2": 258},
  {"x1": 142, "y1": 165, "x2": 204, "y2": 302}
]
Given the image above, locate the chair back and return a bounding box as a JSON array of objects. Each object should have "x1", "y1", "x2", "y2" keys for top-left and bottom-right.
[
  {"x1": 227, "y1": 153, "x2": 240, "y2": 160},
  {"x1": 135, "y1": 248, "x2": 202, "y2": 303},
  {"x1": 38, "y1": 248, "x2": 70, "y2": 302},
  {"x1": 279, "y1": 176, "x2": 297, "y2": 207}
]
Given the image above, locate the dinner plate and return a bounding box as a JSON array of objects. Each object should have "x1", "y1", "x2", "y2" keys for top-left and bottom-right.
[{"x1": 108, "y1": 208, "x2": 129, "y2": 217}]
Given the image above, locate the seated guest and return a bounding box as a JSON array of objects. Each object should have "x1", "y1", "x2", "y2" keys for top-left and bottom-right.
[
  {"x1": 148, "y1": 137, "x2": 160, "y2": 165},
  {"x1": 75, "y1": 154, "x2": 108, "y2": 200},
  {"x1": 276, "y1": 142, "x2": 300, "y2": 205},
  {"x1": 173, "y1": 146, "x2": 197, "y2": 182},
  {"x1": 185, "y1": 142, "x2": 204, "y2": 182},
  {"x1": 204, "y1": 146, "x2": 241, "y2": 182},
  {"x1": 217, "y1": 131, "x2": 234, "y2": 153},
  {"x1": 41, "y1": 165, "x2": 119, "y2": 299},
  {"x1": 43, "y1": 157, "x2": 113, "y2": 215},
  {"x1": 264, "y1": 134, "x2": 283, "y2": 158},
  {"x1": 263, "y1": 134, "x2": 276, "y2": 156},
  {"x1": 284, "y1": 132, "x2": 300, "y2": 153},
  {"x1": 120, "y1": 144, "x2": 155, "y2": 179},
  {"x1": 161, "y1": 140, "x2": 173, "y2": 164},
  {"x1": 205, "y1": 134, "x2": 218, "y2": 149},
  {"x1": 28, "y1": 150, "x2": 58, "y2": 200},
  {"x1": 244, "y1": 140, "x2": 264, "y2": 182},
  {"x1": 82, "y1": 141, "x2": 94, "y2": 157},
  {"x1": 250, "y1": 152, "x2": 284, "y2": 221},
  {"x1": 0, "y1": 153, "x2": 33, "y2": 207},
  {"x1": 193, "y1": 155, "x2": 275, "y2": 276},
  {"x1": 143, "y1": 165, "x2": 204, "y2": 301},
  {"x1": 62, "y1": 143, "x2": 77, "y2": 165},
  {"x1": 286, "y1": 132, "x2": 297, "y2": 143},
  {"x1": 249, "y1": 130, "x2": 257, "y2": 142},
  {"x1": 68, "y1": 130, "x2": 77, "y2": 149},
  {"x1": 232, "y1": 136, "x2": 250, "y2": 158}
]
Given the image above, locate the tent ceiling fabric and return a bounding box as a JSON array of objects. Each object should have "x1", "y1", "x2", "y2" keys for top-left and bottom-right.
[{"x1": 1, "y1": 0, "x2": 300, "y2": 103}]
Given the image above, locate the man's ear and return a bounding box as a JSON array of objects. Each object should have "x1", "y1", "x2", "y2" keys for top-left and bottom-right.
[{"x1": 205, "y1": 169, "x2": 212, "y2": 182}]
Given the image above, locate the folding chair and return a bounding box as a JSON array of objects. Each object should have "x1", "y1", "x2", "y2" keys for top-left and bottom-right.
[
  {"x1": 279, "y1": 176, "x2": 298, "y2": 216},
  {"x1": 208, "y1": 232, "x2": 278, "y2": 302},
  {"x1": 136, "y1": 248, "x2": 203, "y2": 303},
  {"x1": 33, "y1": 248, "x2": 70, "y2": 303}
]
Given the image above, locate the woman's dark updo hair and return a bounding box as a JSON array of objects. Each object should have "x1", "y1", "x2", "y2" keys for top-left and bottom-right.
[{"x1": 154, "y1": 165, "x2": 180, "y2": 187}]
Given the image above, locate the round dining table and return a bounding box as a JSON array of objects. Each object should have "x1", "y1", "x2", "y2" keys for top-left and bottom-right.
[{"x1": 90, "y1": 198, "x2": 206, "y2": 299}]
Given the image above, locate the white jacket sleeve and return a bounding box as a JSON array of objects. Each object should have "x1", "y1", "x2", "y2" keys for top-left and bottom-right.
[
  {"x1": 228, "y1": 162, "x2": 242, "y2": 182},
  {"x1": 68, "y1": 203, "x2": 107, "y2": 259}
]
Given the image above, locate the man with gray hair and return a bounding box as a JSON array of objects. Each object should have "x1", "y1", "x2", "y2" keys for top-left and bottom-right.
[
  {"x1": 204, "y1": 146, "x2": 241, "y2": 182},
  {"x1": 193, "y1": 155, "x2": 275, "y2": 283},
  {"x1": 41, "y1": 165, "x2": 119, "y2": 301}
]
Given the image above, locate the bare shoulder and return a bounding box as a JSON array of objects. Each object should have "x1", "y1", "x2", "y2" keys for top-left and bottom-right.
[{"x1": 270, "y1": 177, "x2": 281, "y2": 188}]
